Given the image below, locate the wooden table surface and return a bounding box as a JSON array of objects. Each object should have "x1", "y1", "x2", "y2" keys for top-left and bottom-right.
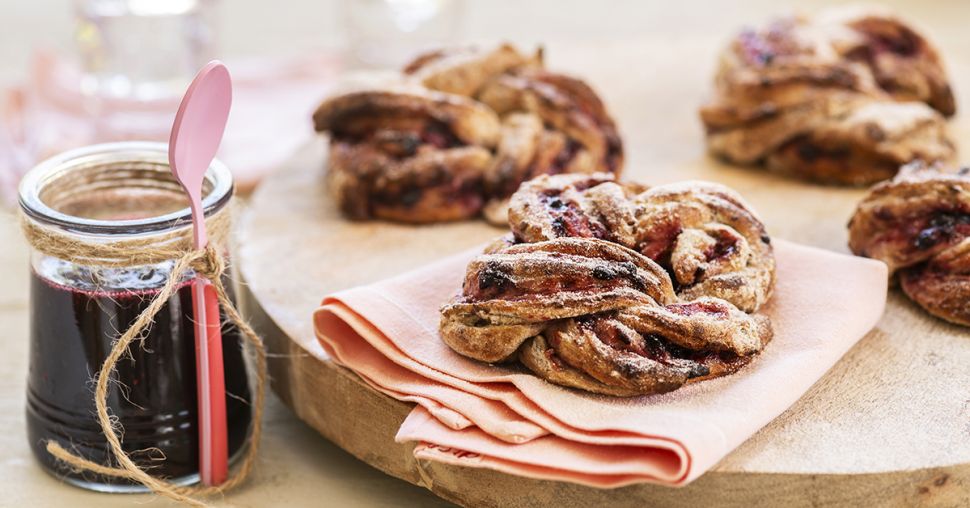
[{"x1": 2, "y1": 0, "x2": 970, "y2": 506}]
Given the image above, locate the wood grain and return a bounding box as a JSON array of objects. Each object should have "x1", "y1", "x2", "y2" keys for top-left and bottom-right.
[{"x1": 236, "y1": 36, "x2": 970, "y2": 506}]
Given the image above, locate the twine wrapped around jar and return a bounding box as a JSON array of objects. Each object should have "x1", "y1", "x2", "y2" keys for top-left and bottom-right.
[{"x1": 21, "y1": 205, "x2": 266, "y2": 508}]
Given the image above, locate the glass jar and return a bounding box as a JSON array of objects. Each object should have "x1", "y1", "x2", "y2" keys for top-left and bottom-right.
[{"x1": 19, "y1": 141, "x2": 251, "y2": 492}]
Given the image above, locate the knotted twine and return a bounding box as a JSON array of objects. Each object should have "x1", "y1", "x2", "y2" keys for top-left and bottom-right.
[{"x1": 22, "y1": 206, "x2": 266, "y2": 507}]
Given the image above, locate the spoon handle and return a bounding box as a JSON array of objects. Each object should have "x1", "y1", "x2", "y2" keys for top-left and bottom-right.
[
  {"x1": 188, "y1": 194, "x2": 228, "y2": 485},
  {"x1": 193, "y1": 279, "x2": 228, "y2": 485}
]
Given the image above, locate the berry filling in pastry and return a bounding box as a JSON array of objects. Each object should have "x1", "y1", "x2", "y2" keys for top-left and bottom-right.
[{"x1": 849, "y1": 163, "x2": 970, "y2": 325}]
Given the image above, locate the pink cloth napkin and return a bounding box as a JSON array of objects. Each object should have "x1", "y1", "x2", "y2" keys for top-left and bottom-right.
[{"x1": 314, "y1": 240, "x2": 887, "y2": 487}]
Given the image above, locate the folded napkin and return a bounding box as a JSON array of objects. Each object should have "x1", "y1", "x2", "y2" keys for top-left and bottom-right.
[{"x1": 314, "y1": 240, "x2": 887, "y2": 487}]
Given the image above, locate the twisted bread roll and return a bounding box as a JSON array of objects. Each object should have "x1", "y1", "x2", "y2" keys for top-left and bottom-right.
[
  {"x1": 700, "y1": 6, "x2": 955, "y2": 185},
  {"x1": 441, "y1": 174, "x2": 775, "y2": 396},
  {"x1": 314, "y1": 43, "x2": 624, "y2": 225},
  {"x1": 849, "y1": 162, "x2": 970, "y2": 326}
]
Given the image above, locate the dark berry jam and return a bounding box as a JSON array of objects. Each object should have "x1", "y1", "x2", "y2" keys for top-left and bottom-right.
[{"x1": 26, "y1": 261, "x2": 251, "y2": 490}]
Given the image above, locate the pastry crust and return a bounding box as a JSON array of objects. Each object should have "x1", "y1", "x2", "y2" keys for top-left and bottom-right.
[
  {"x1": 441, "y1": 174, "x2": 775, "y2": 396},
  {"x1": 403, "y1": 43, "x2": 543, "y2": 97},
  {"x1": 328, "y1": 141, "x2": 492, "y2": 222},
  {"x1": 313, "y1": 88, "x2": 500, "y2": 222},
  {"x1": 848, "y1": 162, "x2": 970, "y2": 325},
  {"x1": 313, "y1": 88, "x2": 501, "y2": 147},
  {"x1": 700, "y1": 7, "x2": 955, "y2": 185},
  {"x1": 818, "y1": 5, "x2": 955, "y2": 115},
  {"x1": 408, "y1": 46, "x2": 625, "y2": 222},
  {"x1": 507, "y1": 173, "x2": 775, "y2": 311},
  {"x1": 479, "y1": 70, "x2": 624, "y2": 208}
]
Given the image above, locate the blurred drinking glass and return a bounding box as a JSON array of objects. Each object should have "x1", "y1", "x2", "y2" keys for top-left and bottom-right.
[
  {"x1": 75, "y1": 0, "x2": 218, "y2": 101},
  {"x1": 342, "y1": 0, "x2": 464, "y2": 69}
]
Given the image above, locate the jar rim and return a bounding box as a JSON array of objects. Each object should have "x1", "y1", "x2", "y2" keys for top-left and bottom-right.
[{"x1": 18, "y1": 141, "x2": 233, "y2": 236}]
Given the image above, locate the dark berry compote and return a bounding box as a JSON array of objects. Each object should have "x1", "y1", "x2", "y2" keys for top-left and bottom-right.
[{"x1": 26, "y1": 258, "x2": 251, "y2": 491}]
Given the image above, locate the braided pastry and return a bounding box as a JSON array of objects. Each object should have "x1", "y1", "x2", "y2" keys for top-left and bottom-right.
[
  {"x1": 441, "y1": 174, "x2": 775, "y2": 396},
  {"x1": 315, "y1": 43, "x2": 624, "y2": 225},
  {"x1": 313, "y1": 88, "x2": 500, "y2": 222},
  {"x1": 848, "y1": 162, "x2": 970, "y2": 326},
  {"x1": 700, "y1": 6, "x2": 955, "y2": 186}
]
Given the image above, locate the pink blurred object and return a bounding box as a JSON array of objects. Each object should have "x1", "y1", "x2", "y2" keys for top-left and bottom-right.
[{"x1": 0, "y1": 50, "x2": 340, "y2": 206}]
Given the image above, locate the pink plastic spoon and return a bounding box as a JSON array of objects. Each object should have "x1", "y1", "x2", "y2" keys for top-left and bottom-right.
[{"x1": 169, "y1": 61, "x2": 233, "y2": 486}]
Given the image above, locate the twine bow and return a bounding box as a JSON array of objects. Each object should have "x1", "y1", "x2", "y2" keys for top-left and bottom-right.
[{"x1": 24, "y1": 211, "x2": 266, "y2": 508}]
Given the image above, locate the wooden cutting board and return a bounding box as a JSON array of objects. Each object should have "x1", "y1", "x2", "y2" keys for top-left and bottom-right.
[{"x1": 236, "y1": 38, "x2": 970, "y2": 507}]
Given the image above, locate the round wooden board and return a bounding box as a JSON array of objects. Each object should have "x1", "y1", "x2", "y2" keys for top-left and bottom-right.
[{"x1": 236, "y1": 38, "x2": 970, "y2": 507}]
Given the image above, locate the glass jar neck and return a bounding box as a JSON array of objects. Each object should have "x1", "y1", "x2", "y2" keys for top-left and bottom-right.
[{"x1": 19, "y1": 141, "x2": 233, "y2": 240}]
